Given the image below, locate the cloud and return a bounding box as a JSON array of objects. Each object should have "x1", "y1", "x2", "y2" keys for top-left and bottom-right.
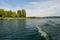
[{"x1": 26, "y1": 0, "x2": 60, "y2": 17}]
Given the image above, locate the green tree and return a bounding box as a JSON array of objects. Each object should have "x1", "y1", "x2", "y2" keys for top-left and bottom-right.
[
  {"x1": 17, "y1": 10, "x2": 21, "y2": 17},
  {"x1": 11, "y1": 12, "x2": 17, "y2": 17},
  {"x1": 4, "y1": 10, "x2": 13, "y2": 17},
  {"x1": 21, "y1": 9, "x2": 26, "y2": 17},
  {"x1": 7, "y1": 10, "x2": 12, "y2": 17},
  {"x1": 0, "y1": 9, "x2": 27, "y2": 17},
  {"x1": 0, "y1": 9, "x2": 4, "y2": 17},
  {"x1": 4, "y1": 11, "x2": 7, "y2": 17}
]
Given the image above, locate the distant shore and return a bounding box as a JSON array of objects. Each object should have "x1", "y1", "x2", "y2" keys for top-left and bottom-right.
[{"x1": 0, "y1": 16, "x2": 60, "y2": 20}]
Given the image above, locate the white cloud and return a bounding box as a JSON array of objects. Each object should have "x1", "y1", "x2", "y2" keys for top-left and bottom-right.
[{"x1": 26, "y1": 0, "x2": 60, "y2": 17}]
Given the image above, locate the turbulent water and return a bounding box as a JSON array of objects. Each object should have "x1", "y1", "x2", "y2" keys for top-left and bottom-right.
[
  {"x1": 0, "y1": 18, "x2": 60, "y2": 40},
  {"x1": 27, "y1": 18, "x2": 60, "y2": 40}
]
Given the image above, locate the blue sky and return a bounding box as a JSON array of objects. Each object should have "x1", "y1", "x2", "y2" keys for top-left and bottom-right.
[{"x1": 0, "y1": 0, "x2": 60, "y2": 17}]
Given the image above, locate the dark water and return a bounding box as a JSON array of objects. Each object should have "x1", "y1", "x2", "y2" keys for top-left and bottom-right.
[
  {"x1": 0, "y1": 19, "x2": 60, "y2": 40},
  {"x1": 0, "y1": 19, "x2": 46, "y2": 40},
  {"x1": 26, "y1": 19, "x2": 60, "y2": 40}
]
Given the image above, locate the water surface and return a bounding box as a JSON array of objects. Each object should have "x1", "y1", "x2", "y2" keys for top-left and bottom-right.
[
  {"x1": 0, "y1": 19, "x2": 60, "y2": 40},
  {"x1": 0, "y1": 19, "x2": 45, "y2": 40}
]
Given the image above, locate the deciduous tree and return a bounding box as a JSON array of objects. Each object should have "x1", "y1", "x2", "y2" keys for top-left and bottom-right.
[
  {"x1": 21, "y1": 9, "x2": 26, "y2": 17},
  {"x1": 17, "y1": 10, "x2": 21, "y2": 17}
]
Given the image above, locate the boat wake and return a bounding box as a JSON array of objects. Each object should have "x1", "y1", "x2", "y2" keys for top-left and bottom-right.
[{"x1": 37, "y1": 20, "x2": 60, "y2": 40}]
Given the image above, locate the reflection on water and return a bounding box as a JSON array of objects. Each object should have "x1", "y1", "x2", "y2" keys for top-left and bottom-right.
[{"x1": 0, "y1": 20, "x2": 46, "y2": 40}]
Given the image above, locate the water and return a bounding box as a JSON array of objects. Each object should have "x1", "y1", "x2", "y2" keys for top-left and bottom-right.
[
  {"x1": 26, "y1": 19, "x2": 60, "y2": 40},
  {"x1": 0, "y1": 19, "x2": 46, "y2": 40},
  {"x1": 0, "y1": 19, "x2": 60, "y2": 40}
]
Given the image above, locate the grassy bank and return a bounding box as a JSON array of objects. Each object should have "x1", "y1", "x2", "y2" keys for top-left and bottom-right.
[{"x1": 0, "y1": 17, "x2": 31, "y2": 20}]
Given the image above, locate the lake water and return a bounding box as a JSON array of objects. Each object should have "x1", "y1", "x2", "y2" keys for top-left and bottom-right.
[{"x1": 0, "y1": 19, "x2": 60, "y2": 40}]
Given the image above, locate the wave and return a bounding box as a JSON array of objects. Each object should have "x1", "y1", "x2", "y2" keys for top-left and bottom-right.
[{"x1": 38, "y1": 20, "x2": 60, "y2": 40}]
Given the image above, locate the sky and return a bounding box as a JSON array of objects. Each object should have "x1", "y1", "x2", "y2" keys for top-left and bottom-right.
[{"x1": 0, "y1": 0, "x2": 60, "y2": 17}]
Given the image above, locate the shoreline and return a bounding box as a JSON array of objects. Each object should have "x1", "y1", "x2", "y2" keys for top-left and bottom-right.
[
  {"x1": 0, "y1": 17, "x2": 60, "y2": 20},
  {"x1": 0, "y1": 17, "x2": 31, "y2": 20}
]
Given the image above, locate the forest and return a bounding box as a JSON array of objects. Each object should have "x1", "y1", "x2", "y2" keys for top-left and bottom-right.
[{"x1": 0, "y1": 9, "x2": 26, "y2": 17}]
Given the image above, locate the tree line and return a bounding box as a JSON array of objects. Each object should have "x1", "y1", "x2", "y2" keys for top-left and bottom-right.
[{"x1": 0, "y1": 9, "x2": 26, "y2": 17}]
